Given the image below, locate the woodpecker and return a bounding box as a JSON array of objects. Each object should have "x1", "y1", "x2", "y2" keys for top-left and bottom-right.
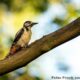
[{"x1": 8, "y1": 21, "x2": 37, "y2": 57}]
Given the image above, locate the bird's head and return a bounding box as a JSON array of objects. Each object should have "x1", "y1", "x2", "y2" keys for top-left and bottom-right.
[{"x1": 23, "y1": 21, "x2": 38, "y2": 28}]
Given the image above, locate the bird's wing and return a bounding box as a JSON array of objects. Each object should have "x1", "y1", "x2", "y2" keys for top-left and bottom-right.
[{"x1": 12, "y1": 28, "x2": 24, "y2": 44}]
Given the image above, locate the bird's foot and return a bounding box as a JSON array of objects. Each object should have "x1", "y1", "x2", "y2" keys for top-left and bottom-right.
[{"x1": 22, "y1": 45, "x2": 29, "y2": 49}]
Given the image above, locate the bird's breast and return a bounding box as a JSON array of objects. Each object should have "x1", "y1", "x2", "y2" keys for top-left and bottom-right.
[{"x1": 17, "y1": 29, "x2": 32, "y2": 47}]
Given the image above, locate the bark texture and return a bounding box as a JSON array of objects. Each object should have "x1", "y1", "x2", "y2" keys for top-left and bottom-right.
[{"x1": 0, "y1": 17, "x2": 80, "y2": 75}]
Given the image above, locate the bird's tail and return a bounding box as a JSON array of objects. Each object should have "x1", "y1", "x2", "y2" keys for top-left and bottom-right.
[{"x1": 7, "y1": 45, "x2": 22, "y2": 58}]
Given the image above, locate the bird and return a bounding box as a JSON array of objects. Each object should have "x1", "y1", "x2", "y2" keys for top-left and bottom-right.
[{"x1": 7, "y1": 21, "x2": 38, "y2": 57}]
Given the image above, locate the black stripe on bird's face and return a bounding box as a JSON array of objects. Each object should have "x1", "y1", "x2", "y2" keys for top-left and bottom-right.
[
  {"x1": 25, "y1": 27, "x2": 29, "y2": 31},
  {"x1": 23, "y1": 21, "x2": 38, "y2": 28},
  {"x1": 24, "y1": 21, "x2": 32, "y2": 27}
]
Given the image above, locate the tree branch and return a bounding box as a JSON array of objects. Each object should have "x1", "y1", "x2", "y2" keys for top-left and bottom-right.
[{"x1": 0, "y1": 17, "x2": 80, "y2": 75}]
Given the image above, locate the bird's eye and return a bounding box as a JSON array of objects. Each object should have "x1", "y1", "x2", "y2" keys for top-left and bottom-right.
[{"x1": 24, "y1": 22, "x2": 30, "y2": 26}]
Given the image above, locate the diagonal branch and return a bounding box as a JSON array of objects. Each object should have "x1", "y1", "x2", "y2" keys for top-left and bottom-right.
[{"x1": 0, "y1": 17, "x2": 80, "y2": 75}]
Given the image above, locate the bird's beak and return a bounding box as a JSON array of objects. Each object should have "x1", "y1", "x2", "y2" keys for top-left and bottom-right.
[{"x1": 31, "y1": 22, "x2": 38, "y2": 27}]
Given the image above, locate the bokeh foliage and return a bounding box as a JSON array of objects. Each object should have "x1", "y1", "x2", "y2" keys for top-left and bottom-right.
[{"x1": 0, "y1": 0, "x2": 48, "y2": 12}]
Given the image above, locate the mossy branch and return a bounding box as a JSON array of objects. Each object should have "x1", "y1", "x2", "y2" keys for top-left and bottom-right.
[{"x1": 0, "y1": 17, "x2": 80, "y2": 75}]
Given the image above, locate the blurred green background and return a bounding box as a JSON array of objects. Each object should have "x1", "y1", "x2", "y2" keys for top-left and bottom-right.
[{"x1": 0, "y1": 0, "x2": 80, "y2": 80}]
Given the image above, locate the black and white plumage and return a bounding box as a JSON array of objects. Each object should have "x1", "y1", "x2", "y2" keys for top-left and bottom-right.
[{"x1": 8, "y1": 21, "x2": 37, "y2": 56}]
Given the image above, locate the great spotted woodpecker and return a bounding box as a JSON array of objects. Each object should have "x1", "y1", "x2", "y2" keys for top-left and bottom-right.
[{"x1": 8, "y1": 21, "x2": 37, "y2": 57}]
